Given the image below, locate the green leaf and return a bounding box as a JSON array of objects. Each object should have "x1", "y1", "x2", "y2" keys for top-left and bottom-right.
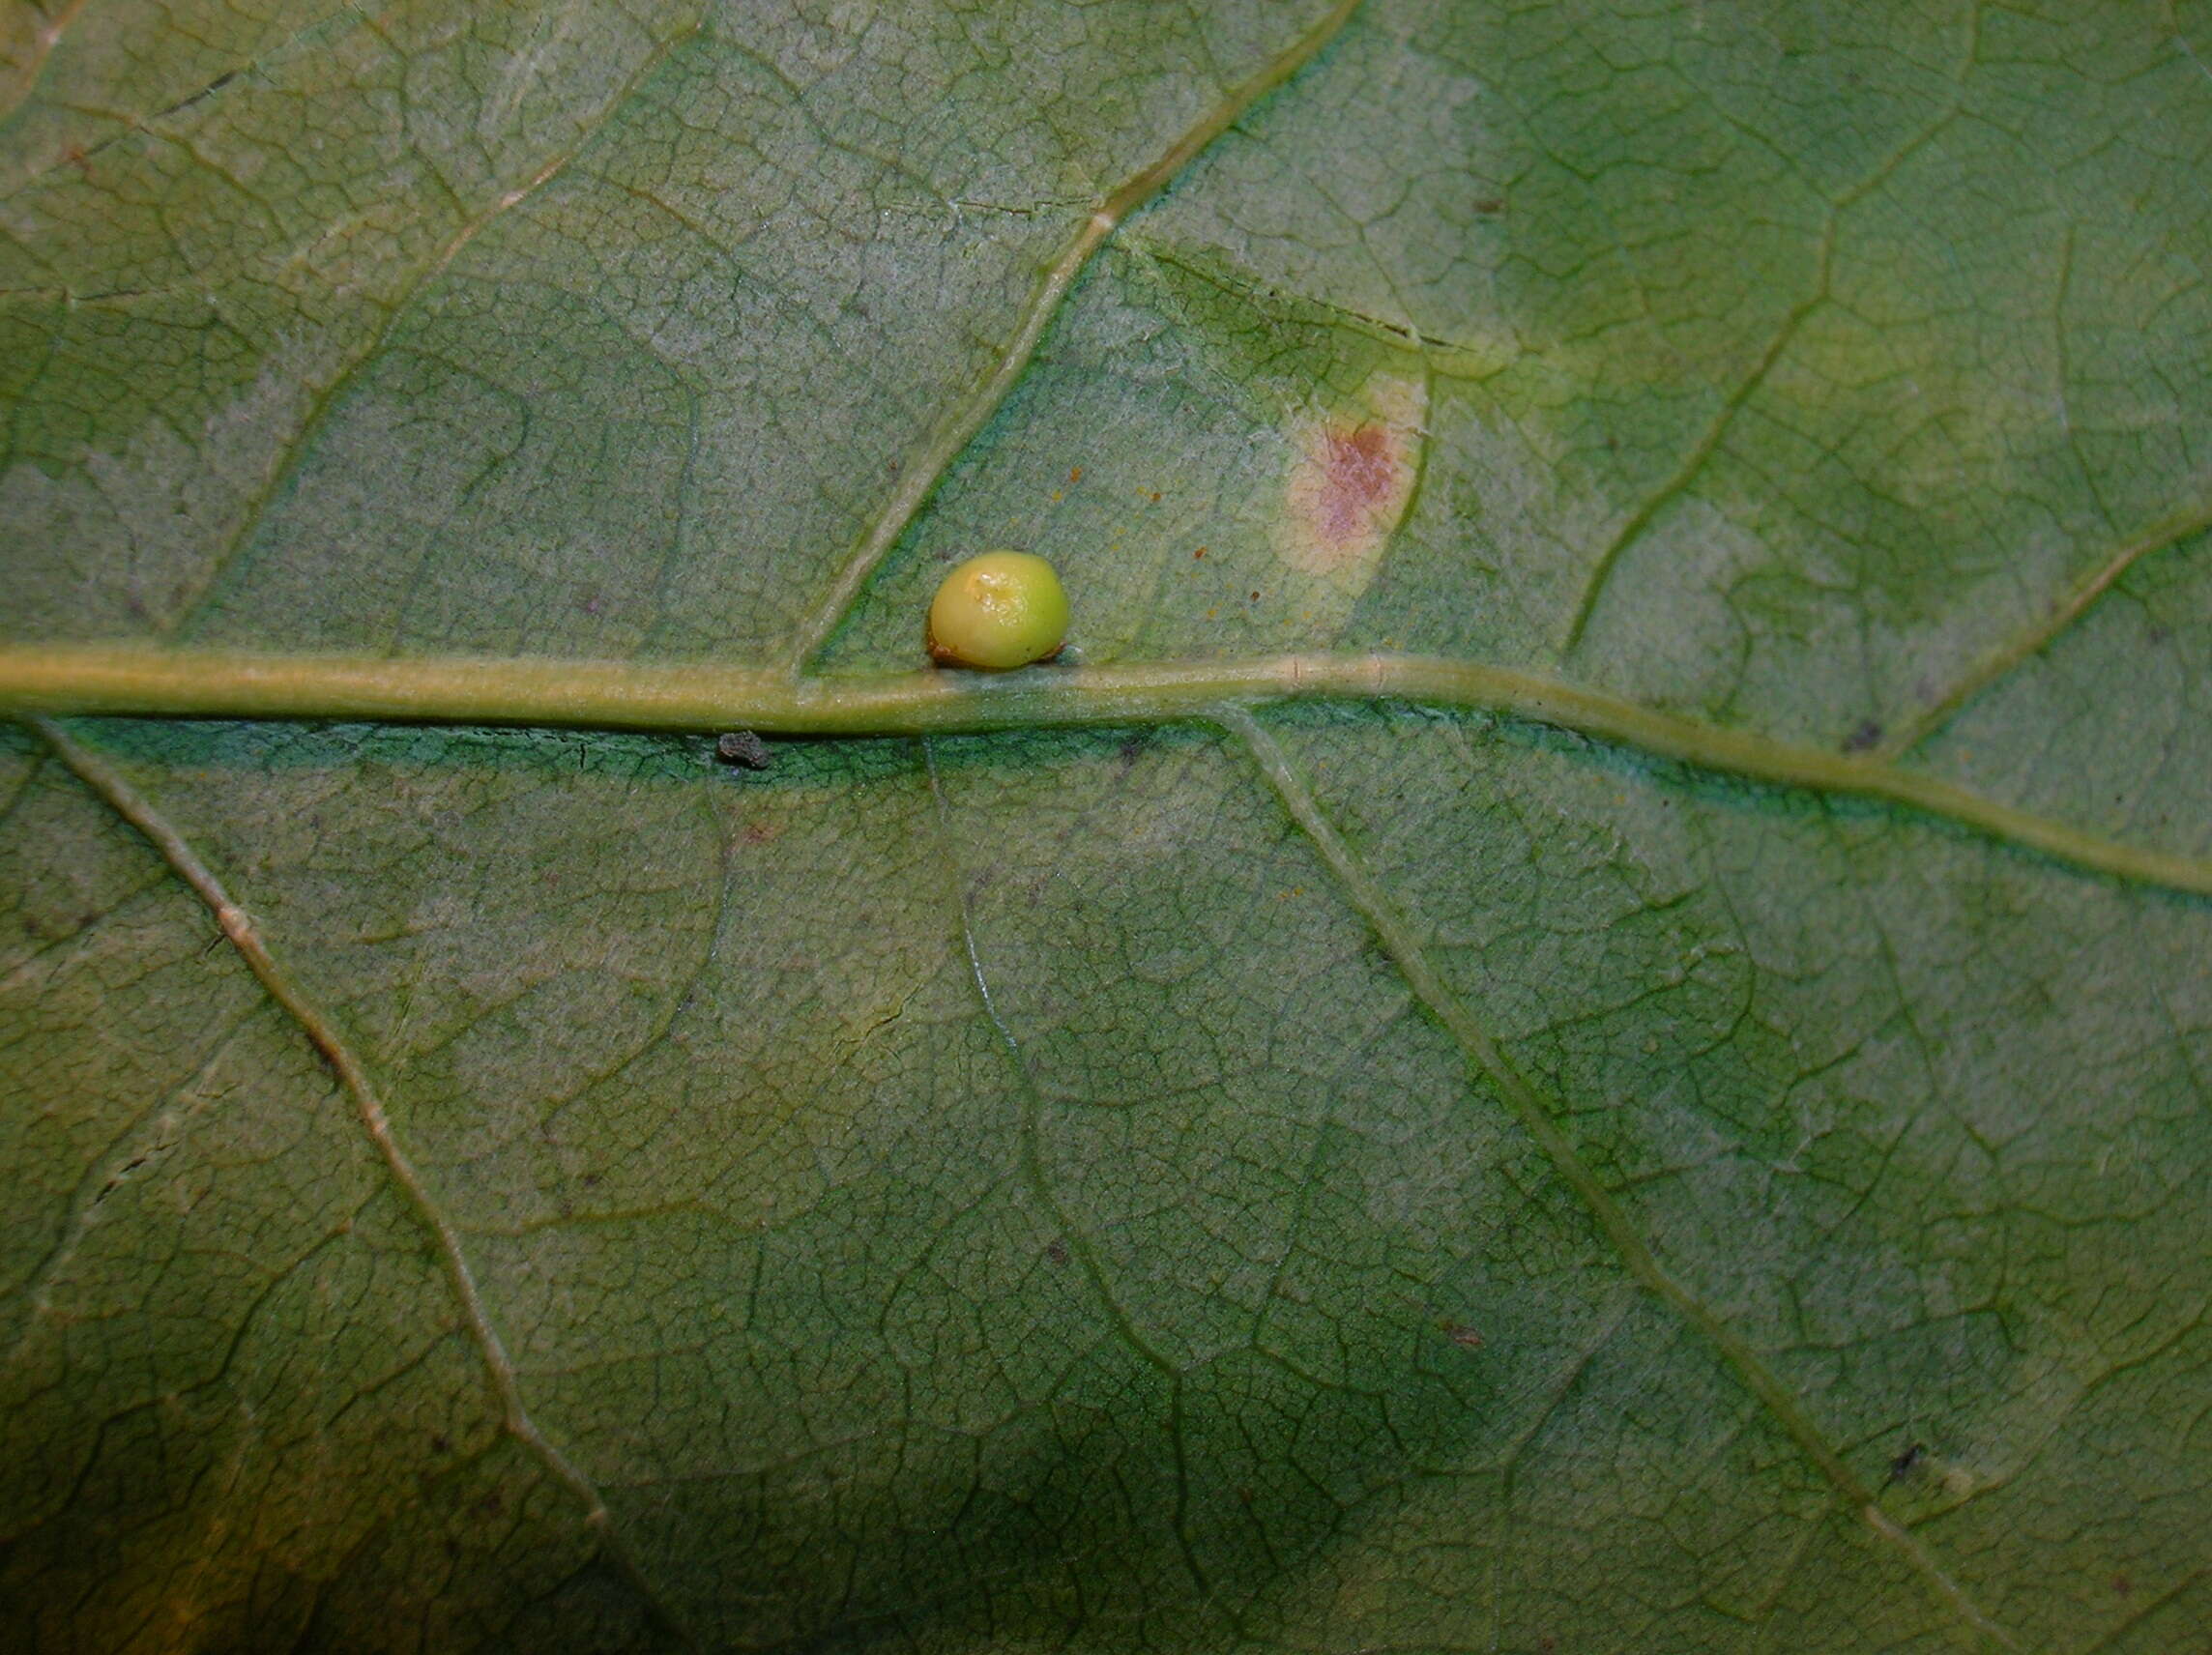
[{"x1": 5, "y1": 2, "x2": 2210, "y2": 1650}]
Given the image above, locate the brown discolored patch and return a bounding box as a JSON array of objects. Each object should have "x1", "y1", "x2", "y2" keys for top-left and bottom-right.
[{"x1": 1275, "y1": 374, "x2": 1426, "y2": 589}]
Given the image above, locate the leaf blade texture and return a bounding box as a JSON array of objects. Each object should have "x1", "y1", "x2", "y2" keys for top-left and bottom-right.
[{"x1": 4, "y1": 2, "x2": 2210, "y2": 1650}]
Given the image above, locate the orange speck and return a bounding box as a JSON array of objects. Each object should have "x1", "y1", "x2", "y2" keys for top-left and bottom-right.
[
  {"x1": 1193, "y1": 546, "x2": 1207, "y2": 560},
  {"x1": 1150, "y1": 490, "x2": 1161, "y2": 503},
  {"x1": 1069, "y1": 466, "x2": 1083, "y2": 482}
]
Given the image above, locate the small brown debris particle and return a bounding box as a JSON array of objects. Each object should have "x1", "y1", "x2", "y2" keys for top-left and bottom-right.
[
  {"x1": 1443, "y1": 1321, "x2": 1484, "y2": 1349},
  {"x1": 1193, "y1": 545, "x2": 1207, "y2": 560},
  {"x1": 1045, "y1": 1238, "x2": 1069, "y2": 1265},
  {"x1": 716, "y1": 731, "x2": 772, "y2": 769},
  {"x1": 1069, "y1": 466, "x2": 1083, "y2": 482},
  {"x1": 1842, "y1": 718, "x2": 1883, "y2": 754}
]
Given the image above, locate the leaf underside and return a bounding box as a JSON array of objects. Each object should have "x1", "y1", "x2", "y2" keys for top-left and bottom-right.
[{"x1": 3, "y1": 2, "x2": 2210, "y2": 1652}]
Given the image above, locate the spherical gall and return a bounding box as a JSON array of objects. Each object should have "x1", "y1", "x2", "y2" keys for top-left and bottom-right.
[{"x1": 926, "y1": 550, "x2": 1069, "y2": 670}]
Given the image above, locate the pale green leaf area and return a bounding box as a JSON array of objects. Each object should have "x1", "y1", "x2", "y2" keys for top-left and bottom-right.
[{"x1": 3, "y1": 0, "x2": 2210, "y2": 1649}]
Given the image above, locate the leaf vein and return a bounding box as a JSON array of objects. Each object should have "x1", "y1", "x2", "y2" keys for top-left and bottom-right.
[
  {"x1": 1220, "y1": 705, "x2": 2024, "y2": 1654},
  {"x1": 11, "y1": 647, "x2": 2209, "y2": 900},
  {"x1": 27, "y1": 714, "x2": 695, "y2": 1648},
  {"x1": 163, "y1": 15, "x2": 708, "y2": 641},
  {"x1": 1879, "y1": 496, "x2": 2212, "y2": 759},
  {"x1": 782, "y1": 0, "x2": 1369, "y2": 675}
]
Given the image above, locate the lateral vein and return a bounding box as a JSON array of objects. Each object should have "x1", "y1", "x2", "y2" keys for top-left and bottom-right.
[
  {"x1": 782, "y1": 0, "x2": 1367, "y2": 674},
  {"x1": 1219, "y1": 706, "x2": 2024, "y2": 1654},
  {"x1": 28, "y1": 715, "x2": 693, "y2": 1646}
]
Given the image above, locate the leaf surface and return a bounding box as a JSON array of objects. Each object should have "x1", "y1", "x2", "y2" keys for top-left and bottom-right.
[{"x1": 4, "y1": 2, "x2": 2210, "y2": 1650}]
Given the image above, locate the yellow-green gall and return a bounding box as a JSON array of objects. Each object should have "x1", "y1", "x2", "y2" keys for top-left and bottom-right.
[{"x1": 926, "y1": 550, "x2": 1069, "y2": 670}]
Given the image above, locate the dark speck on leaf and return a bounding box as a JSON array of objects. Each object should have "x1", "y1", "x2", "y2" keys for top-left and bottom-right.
[
  {"x1": 1889, "y1": 1441, "x2": 1926, "y2": 1480},
  {"x1": 1045, "y1": 1238, "x2": 1069, "y2": 1265},
  {"x1": 431, "y1": 1434, "x2": 451, "y2": 1454},
  {"x1": 1843, "y1": 719, "x2": 1883, "y2": 754},
  {"x1": 716, "y1": 731, "x2": 772, "y2": 769},
  {"x1": 2147, "y1": 624, "x2": 2170, "y2": 646}
]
